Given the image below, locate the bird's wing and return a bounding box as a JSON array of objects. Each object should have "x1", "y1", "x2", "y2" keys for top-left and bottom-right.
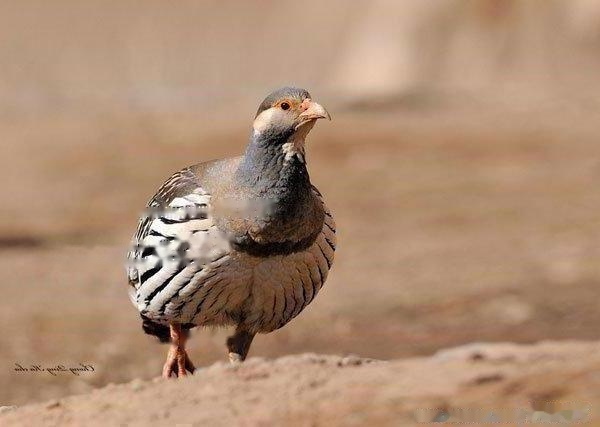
[
  {"x1": 129, "y1": 167, "x2": 202, "y2": 255},
  {"x1": 311, "y1": 185, "x2": 337, "y2": 271},
  {"x1": 126, "y1": 166, "x2": 229, "y2": 296}
]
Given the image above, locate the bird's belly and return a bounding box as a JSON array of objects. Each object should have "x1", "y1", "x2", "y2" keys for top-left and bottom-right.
[
  {"x1": 241, "y1": 212, "x2": 336, "y2": 333},
  {"x1": 240, "y1": 243, "x2": 333, "y2": 333}
]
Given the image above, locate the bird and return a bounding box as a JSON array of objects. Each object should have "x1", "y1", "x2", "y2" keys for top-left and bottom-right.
[{"x1": 126, "y1": 87, "x2": 336, "y2": 378}]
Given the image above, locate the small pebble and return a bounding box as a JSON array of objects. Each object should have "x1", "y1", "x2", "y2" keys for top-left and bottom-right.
[
  {"x1": 339, "y1": 355, "x2": 363, "y2": 366},
  {"x1": 130, "y1": 379, "x2": 145, "y2": 392},
  {"x1": 45, "y1": 400, "x2": 61, "y2": 410}
]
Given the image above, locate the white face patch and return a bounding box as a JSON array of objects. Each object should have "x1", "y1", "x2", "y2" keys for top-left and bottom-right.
[
  {"x1": 252, "y1": 106, "x2": 317, "y2": 163},
  {"x1": 252, "y1": 107, "x2": 291, "y2": 135}
]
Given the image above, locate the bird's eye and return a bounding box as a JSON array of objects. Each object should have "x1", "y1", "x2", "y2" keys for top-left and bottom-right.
[{"x1": 280, "y1": 102, "x2": 290, "y2": 111}]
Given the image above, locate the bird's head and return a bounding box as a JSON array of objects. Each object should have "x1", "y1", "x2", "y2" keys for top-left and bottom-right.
[
  {"x1": 237, "y1": 87, "x2": 330, "y2": 195},
  {"x1": 251, "y1": 87, "x2": 330, "y2": 158}
]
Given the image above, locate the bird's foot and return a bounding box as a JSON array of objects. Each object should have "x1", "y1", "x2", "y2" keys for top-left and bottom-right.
[
  {"x1": 226, "y1": 328, "x2": 255, "y2": 365},
  {"x1": 162, "y1": 323, "x2": 195, "y2": 379},
  {"x1": 228, "y1": 352, "x2": 243, "y2": 365},
  {"x1": 162, "y1": 345, "x2": 195, "y2": 378}
]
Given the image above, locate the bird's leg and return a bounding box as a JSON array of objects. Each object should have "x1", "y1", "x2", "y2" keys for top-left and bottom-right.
[
  {"x1": 226, "y1": 327, "x2": 255, "y2": 364},
  {"x1": 162, "y1": 323, "x2": 195, "y2": 378}
]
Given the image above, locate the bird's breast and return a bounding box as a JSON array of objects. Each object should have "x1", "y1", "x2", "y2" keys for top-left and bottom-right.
[{"x1": 214, "y1": 191, "x2": 325, "y2": 257}]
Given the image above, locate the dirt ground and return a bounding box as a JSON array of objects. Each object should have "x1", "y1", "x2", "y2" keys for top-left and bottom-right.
[
  {"x1": 1, "y1": 98, "x2": 599, "y2": 407},
  {"x1": 1, "y1": 341, "x2": 599, "y2": 426}
]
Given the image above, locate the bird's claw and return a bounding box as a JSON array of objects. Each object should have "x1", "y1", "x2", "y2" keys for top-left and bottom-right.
[
  {"x1": 162, "y1": 346, "x2": 195, "y2": 378},
  {"x1": 228, "y1": 352, "x2": 243, "y2": 365}
]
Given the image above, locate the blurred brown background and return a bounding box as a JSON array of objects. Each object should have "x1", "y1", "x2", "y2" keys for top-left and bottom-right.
[{"x1": 1, "y1": 0, "x2": 600, "y2": 406}]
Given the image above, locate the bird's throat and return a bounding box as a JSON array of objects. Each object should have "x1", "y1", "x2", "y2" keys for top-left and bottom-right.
[{"x1": 237, "y1": 130, "x2": 311, "y2": 199}]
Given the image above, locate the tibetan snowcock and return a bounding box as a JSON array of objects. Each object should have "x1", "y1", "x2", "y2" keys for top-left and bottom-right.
[{"x1": 126, "y1": 87, "x2": 336, "y2": 378}]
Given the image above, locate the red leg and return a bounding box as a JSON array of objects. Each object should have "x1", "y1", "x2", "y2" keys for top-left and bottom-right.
[{"x1": 162, "y1": 324, "x2": 195, "y2": 378}]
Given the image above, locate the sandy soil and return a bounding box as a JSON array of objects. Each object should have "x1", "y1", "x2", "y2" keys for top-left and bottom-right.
[
  {"x1": 1, "y1": 102, "x2": 599, "y2": 408},
  {"x1": 1, "y1": 341, "x2": 598, "y2": 426}
]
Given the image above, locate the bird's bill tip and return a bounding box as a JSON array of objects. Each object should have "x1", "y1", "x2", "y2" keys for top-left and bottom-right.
[{"x1": 298, "y1": 100, "x2": 331, "y2": 121}]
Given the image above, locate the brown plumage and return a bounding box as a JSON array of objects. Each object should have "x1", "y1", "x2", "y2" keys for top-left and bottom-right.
[{"x1": 126, "y1": 87, "x2": 336, "y2": 378}]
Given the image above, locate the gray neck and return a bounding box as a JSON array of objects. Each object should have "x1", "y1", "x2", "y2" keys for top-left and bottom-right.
[
  {"x1": 229, "y1": 128, "x2": 323, "y2": 255},
  {"x1": 235, "y1": 129, "x2": 312, "y2": 203}
]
